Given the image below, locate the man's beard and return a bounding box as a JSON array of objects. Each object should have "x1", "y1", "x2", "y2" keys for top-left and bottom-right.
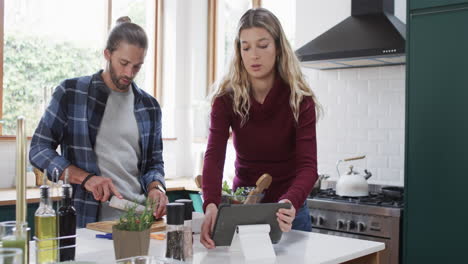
[{"x1": 109, "y1": 60, "x2": 133, "y2": 91}]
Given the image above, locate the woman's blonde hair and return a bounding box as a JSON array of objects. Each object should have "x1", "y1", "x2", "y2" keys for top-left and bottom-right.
[{"x1": 213, "y1": 8, "x2": 321, "y2": 126}]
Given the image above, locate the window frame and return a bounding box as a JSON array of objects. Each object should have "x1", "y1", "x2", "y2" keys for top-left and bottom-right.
[
  {"x1": 206, "y1": 0, "x2": 261, "y2": 96},
  {"x1": 0, "y1": 0, "x2": 164, "y2": 138}
]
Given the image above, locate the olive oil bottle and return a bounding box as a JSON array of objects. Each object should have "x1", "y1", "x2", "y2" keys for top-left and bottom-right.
[{"x1": 34, "y1": 170, "x2": 57, "y2": 263}]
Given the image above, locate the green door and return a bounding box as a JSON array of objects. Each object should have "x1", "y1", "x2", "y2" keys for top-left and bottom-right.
[{"x1": 405, "y1": 4, "x2": 468, "y2": 264}]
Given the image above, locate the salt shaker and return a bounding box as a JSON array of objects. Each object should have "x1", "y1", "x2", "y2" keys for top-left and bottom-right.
[
  {"x1": 175, "y1": 199, "x2": 193, "y2": 259},
  {"x1": 165, "y1": 203, "x2": 185, "y2": 261}
]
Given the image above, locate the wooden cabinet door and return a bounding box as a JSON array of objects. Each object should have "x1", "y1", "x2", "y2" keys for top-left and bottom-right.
[
  {"x1": 411, "y1": 0, "x2": 468, "y2": 10},
  {"x1": 405, "y1": 5, "x2": 468, "y2": 264}
]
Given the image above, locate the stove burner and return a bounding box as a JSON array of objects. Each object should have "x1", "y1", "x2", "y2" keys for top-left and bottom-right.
[{"x1": 312, "y1": 188, "x2": 404, "y2": 208}]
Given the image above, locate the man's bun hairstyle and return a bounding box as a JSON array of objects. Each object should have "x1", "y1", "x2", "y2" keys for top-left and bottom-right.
[{"x1": 106, "y1": 16, "x2": 147, "y2": 52}]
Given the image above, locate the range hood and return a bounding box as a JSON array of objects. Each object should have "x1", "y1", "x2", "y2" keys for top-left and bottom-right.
[{"x1": 296, "y1": 0, "x2": 406, "y2": 70}]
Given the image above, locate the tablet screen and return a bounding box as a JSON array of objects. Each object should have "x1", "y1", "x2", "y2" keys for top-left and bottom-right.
[{"x1": 211, "y1": 203, "x2": 291, "y2": 246}]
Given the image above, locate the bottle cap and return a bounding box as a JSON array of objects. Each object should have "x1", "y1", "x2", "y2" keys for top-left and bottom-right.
[
  {"x1": 175, "y1": 199, "x2": 193, "y2": 220},
  {"x1": 166, "y1": 203, "x2": 185, "y2": 225}
]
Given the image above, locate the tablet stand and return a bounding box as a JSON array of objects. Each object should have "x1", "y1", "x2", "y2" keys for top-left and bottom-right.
[{"x1": 230, "y1": 224, "x2": 276, "y2": 260}]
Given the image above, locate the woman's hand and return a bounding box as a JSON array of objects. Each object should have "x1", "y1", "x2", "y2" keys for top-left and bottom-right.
[
  {"x1": 200, "y1": 203, "x2": 218, "y2": 249},
  {"x1": 277, "y1": 199, "x2": 296, "y2": 232}
]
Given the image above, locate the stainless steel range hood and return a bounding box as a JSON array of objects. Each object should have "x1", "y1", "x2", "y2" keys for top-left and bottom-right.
[{"x1": 296, "y1": 0, "x2": 406, "y2": 70}]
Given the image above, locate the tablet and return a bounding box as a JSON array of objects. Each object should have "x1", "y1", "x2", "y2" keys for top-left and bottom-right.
[{"x1": 211, "y1": 203, "x2": 291, "y2": 246}]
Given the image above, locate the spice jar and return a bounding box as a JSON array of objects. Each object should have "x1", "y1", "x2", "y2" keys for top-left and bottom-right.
[
  {"x1": 175, "y1": 199, "x2": 193, "y2": 259},
  {"x1": 165, "y1": 203, "x2": 185, "y2": 261}
]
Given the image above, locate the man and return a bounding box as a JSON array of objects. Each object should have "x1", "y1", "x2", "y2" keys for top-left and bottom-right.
[{"x1": 29, "y1": 17, "x2": 168, "y2": 227}]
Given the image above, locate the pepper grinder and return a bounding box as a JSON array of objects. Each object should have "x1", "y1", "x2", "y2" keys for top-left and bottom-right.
[
  {"x1": 175, "y1": 199, "x2": 193, "y2": 259},
  {"x1": 165, "y1": 203, "x2": 185, "y2": 261}
]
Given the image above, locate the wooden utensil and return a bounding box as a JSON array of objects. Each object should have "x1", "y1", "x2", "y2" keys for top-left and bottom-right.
[
  {"x1": 86, "y1": 220, "x2": 166, "y2": 233},
  {"x1": 244, "y1": 173, "x2": 272, "y2": 204},
  {"x1": 194, "y1": 175, "x2": 202, "y2": 189}
]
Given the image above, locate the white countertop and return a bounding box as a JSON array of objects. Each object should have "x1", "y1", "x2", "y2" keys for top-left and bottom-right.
[{"x1": 54, "y1": 228, "x2": 385, "y2": 264}]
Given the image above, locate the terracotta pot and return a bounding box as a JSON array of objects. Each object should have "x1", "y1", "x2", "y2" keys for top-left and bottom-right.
[{"x1": 112, "y1": 225, "x2": 150, "y2": 260}]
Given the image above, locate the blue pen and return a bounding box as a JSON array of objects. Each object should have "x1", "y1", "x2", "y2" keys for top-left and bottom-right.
[{"x1": 96, "y1": 233, "x2": 113, "y2": 240}]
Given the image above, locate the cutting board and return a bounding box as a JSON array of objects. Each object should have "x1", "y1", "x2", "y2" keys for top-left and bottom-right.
[{"x1": 86, "y1": 220, "x2": 166, "y2": 233}]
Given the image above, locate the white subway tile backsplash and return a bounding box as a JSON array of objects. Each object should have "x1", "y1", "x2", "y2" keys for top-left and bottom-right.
[
  {"x1": 357, "y1": 142, "x2": 378, "y2": 154},
  {"x1": 390, "y1": 156, "x2": 404, "y2": 170},
  {"x1": 319, "y1": 69, "x2": 339, "y2": 80},
  {"x1": 358, "y1": 118, "x2": 378, "y2": 129},
  {"x1": 346, "y1": 104, "x2": 368, "y2": 117},
  {"x1": 367, "y1": 156, "x2": 388, "y2": 169},
  {"x1": 358, "y1": 67, "x2": 380, "y2": 80},
  {"x1": 389, "y1": 79, "x2": 405, "y2": 91},
  {"x1": 378, "y1": 168, "x2": 401, "y2": 182},
  {"x1": 389, "y1": 129, "x2": 405, "y2": 142},
  {"x1": 347, "y1": 129, "x2": 368, "y2": 141},
  {"x1": 369, "y1": 80, "x2": 390, "y2": 90},
  {"x1": 337, "y1": 91, "x2": 358, "y2": 105},
  {"x1": 339, "y1": 68, "x2": 358, "y2": 80},
  {"x1": 368, "y1": 104, "x2": 389, "y2": 117},
  {"x1": 379, "y1": 65, "x2": 404, "y2": 80},
  {"x1": 328, "y1": 80, "x2": 346, "y2": 95},
  {"x1": 337, "y1": 118, "x2": 360, "y2": 130},
  {"x1": 337, "y1": 143, "x2": 358, "y2": 155},
  {"x1": 347, "y1": 80, "x2": 368, "y2": 91},
  {"x1": 368, "y1": 129, "x2": 388, "y2": 141},
  {"x1": 378, "y1": 118, "x2": 402, "y2": 129},
  {"x1": 379, "y1": 91, "x2": 402, "y2": 105},
  {"x1": 389, "y1": 104, "x2": 405, "y2": 117},
  {"x1": 378, "y1": 143, "x2": 400, "y2": 155},
  {"x1": 303, "y1": 68, "x2": 319, "y2": 80}
]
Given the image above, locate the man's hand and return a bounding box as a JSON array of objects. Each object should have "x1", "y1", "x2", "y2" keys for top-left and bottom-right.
[
  {"x1": 64, "y1": 165, "x2": 123, "y2": 202},
  {"x1": 277, "y1": 199, "x2": 296, "y2": 232},
  {"x1": 200, "y1": 203, "x2": 218, "y2": 249},
  {"x1": 148, "y1": 188, "x2": 168, "y2": 219},
  {"x1": 84, "y1": 176, "x2": 123, "y2": 202}
]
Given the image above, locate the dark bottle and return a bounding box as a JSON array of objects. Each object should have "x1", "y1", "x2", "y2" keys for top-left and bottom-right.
[{"x1": 58, "y1": 169, "x2": 76, "y2": 261}]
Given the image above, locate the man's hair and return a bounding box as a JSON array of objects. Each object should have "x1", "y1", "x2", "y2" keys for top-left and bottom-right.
[{"x1": 106, "y1": 16, "x2": 148, "y2": 52}]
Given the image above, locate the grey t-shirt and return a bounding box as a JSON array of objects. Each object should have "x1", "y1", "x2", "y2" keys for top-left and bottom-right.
[{"x1": 95, "y1": 87, "x2": 146, "y2": 221}]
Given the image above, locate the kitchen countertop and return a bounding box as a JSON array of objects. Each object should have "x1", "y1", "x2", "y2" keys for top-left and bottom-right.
[
  {"x1": 0, "y1": 187, "x2": 62, "y2": 206},
  {"x1": 33, "y1": 228, "x2": 384, "y2": 264},
  {"x1": 0, "y1": 177, "x2": 200, "y2": 206}
]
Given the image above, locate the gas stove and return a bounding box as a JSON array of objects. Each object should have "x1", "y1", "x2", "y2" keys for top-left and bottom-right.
[
  {"x1": 313, "y1": 188, "x2": 404, "y2": 208},
  {"x1": 307, "y1": 186, "x2": 404, "y2": 264}
]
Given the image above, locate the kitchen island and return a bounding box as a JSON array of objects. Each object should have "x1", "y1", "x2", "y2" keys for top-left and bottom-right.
[{"x1": 52, "y1": 228, "x2": 384, "y2": 264}]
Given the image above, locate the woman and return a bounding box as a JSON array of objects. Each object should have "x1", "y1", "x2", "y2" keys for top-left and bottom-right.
[{"x1": 201, "y1": 8, "x2": 321, "y2": 249}]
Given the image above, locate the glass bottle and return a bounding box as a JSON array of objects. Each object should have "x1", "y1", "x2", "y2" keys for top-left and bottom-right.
[
  {"x1": 175, "y1": 199, "x2": 193, "y2": 259},
  {"x1": 58, "y1": 169, "x2": 76, "y2": 261},
  {"x1": 165, "y1": 203, "x2": 185, "y2": 261},
  {"x1": 34, "y1": 170, "x2": 57, "y2": 264}
]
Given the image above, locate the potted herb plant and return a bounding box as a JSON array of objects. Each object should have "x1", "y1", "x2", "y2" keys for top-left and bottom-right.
[{"x1": 112, "y1": 200, "x2": 154, "y2": 260}]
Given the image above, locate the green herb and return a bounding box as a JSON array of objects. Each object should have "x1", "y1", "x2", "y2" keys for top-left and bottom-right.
[
  {"x1": 234, "y1": 186, "x2": 245, "y2": 196},
  {"x1": 115, "y1": 199, "x2": 155, "y2": 231},
  {"x1": 222, "y1": 180, "x2": 232, "y2": 195}
]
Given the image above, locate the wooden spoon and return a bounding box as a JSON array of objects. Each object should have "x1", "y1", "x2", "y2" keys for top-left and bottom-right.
[{"x1": 244, "y1": 173, "x2": 272, "y2": 204}]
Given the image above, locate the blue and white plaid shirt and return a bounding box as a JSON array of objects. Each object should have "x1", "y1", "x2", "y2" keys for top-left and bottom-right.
[{"x1": 29, "y1": 70, "x2": 165, "y2": 227}]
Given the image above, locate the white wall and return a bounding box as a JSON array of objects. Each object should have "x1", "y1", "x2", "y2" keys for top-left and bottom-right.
[{"x1": 296, "y1": 0, "x2": 406, "y2": 186}]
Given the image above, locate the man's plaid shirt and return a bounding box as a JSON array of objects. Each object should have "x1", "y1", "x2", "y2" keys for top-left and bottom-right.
[{"x1": 29, "y1": 71, "x2": 165, "y2": 227}]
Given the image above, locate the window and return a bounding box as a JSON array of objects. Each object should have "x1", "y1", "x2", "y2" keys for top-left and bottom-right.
[
  {"x1": 207, "y1": 0, "x2": 296, "y2": 93},
  {"x1": 262, "y1": 0, "x2": 296, "y2": 48},
  {"x1": 0, "y1": 0, "x2": 160, "y2": 136}
]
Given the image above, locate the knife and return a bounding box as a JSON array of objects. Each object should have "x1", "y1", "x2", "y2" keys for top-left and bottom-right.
[{"x1": 108, "y1": 196, "x2": 146, "y2": 213}]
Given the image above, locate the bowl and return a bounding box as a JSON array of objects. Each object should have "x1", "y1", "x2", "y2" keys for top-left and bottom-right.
[{"x1": 221, "y1": 187, "x2": 265, "y2": 204}]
